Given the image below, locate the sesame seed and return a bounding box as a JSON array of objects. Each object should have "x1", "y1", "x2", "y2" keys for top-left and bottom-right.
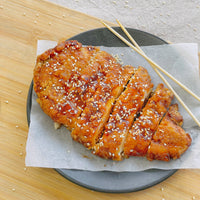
[
  {"x1": 12, "y1": 188, "x2": 16, "y2": 192},
  {"x1": 5, "y1": 100, "x2": 9, "y2": 104}
]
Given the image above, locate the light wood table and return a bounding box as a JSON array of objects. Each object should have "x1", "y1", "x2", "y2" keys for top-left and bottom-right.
[{"x1": 1, "y1": 0, "x2": 200, "y2": 199}]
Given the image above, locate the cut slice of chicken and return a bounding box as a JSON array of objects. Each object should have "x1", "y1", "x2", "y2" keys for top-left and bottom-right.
[
  {"x1": 71, "y1": 64, "x2": 135, "y2": 149},
  {"x1": 93, "y1": 66, "x2": 154, "y2": 160},
  {"x1": 146, "y1": 104, "x2": 192, "y2": 161},
  {"x1": 124, "y1": 83, "x2": 174, "y2": 157}
]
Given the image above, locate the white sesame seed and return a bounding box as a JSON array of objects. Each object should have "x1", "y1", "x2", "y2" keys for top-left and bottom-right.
[{"x1": 12, "y1": 188, "x2": 16, "y2": 192}]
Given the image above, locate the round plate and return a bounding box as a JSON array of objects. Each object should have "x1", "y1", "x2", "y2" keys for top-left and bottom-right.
[{"x1": 27, "y1": 27, "x2": 177, "y2": 193}]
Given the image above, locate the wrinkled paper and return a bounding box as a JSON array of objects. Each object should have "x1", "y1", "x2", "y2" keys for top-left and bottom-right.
[{"x1": 26, "y1": 40, "x2": 200, "y2": 171}]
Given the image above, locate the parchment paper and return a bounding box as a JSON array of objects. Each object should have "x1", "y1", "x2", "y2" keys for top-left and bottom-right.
[{"x1": 25, "y1": 40, "x2": 200, "y2": 171}]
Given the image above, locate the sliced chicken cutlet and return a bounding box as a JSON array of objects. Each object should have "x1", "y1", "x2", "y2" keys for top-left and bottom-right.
[
  {"x1": 34, "y1": 40, "x2": 192, "y2": 162},
  {"x1": 147, "y1": 104, "x2": 192, "y2": 161},
  {"x1": 124, "y1": 83, "x2": 174, "y2": 157},
  {"x1": 71, "y1": 64, "x2": 135, "y2": 149},
  {"x1": 93, "y1": 67, "x2": 154, "y2": 161}
]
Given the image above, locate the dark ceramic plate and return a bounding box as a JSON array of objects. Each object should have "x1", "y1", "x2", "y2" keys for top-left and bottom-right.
[{"x1": 27, "y1": 27, "x2": 177, "y2": 193}]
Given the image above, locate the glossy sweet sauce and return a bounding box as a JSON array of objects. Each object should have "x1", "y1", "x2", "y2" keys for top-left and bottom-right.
[{"x1": 34, "y1": 40, "x2": 101, "y2": 128}]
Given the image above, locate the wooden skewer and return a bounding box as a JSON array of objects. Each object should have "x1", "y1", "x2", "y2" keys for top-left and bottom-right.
[
  {"x1": 101, "y1": 20, "x2": 200, "y2": 128},
  {"x1": 101, "y1": 20, "x2": 200, "y2": 102}
]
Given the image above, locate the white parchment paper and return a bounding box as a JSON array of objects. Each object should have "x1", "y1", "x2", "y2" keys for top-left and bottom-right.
[{"x1": 26, "y1": 41, "x2": 200, "y2": 171}]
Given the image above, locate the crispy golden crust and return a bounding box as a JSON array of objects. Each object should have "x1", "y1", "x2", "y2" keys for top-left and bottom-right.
[
  {"x1": 93, "y1": 67, "x2": 154, "y2": 160},
  {"x1": 146, "y1": 104, "x2": 192, "y2": 161},
  {"x1": 34, "y1": 40, "x2": 101, "y2": 128},
  {"x1": 71, "y1": 64, "x2": 135, "y2": 149},
  {"x1": 124, "y1": 84, "x2": 174, "y2": 157}
]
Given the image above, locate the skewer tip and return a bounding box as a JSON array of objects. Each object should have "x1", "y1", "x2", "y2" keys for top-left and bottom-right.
[
  {"x1": 116, "y1": 19, "x2": 120, "y2": 24},
  {"x1": 100, "y1": 20, "x2": 106, "y2": 26}
]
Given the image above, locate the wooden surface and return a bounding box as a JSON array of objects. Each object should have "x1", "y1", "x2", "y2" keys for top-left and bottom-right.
[{"x1": 0, "y1": 0, "x2": 200, "y2": 199}]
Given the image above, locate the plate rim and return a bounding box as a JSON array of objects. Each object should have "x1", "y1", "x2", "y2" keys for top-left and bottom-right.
[
  {"x1": 55, "y1": 168, "x2": 177, "y2": 193},
  {"x1": 67, "y1": 26, "x2": 168, "y2": 45},
  {"x1": 26, "y1": 27, "x2": 177, "y2": 193}
]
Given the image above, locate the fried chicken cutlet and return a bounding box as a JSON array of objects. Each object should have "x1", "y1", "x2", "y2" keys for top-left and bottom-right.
[{"x1": 34, "y1": 40, "x2": 192, "y2": 162}]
